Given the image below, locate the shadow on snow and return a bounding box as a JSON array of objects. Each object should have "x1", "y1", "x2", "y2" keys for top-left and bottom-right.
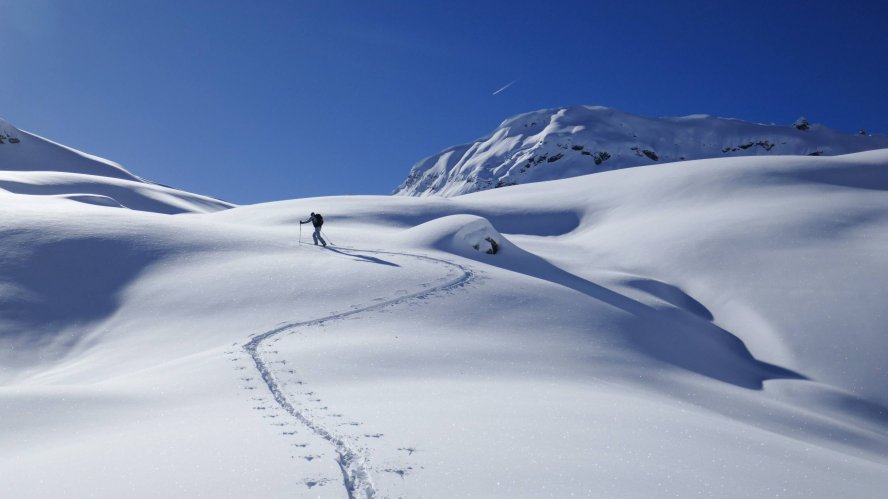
[{"x1": 467, "y1": 240, "x2": 806, "y2": 390}]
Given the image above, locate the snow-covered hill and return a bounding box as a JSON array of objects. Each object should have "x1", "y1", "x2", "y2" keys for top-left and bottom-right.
[
  {"x1": 395, "y1": 105, "x2": 888, "y2": 196},
  {"x1": 0, "y1": 117, "x2": 233, "y2": 213},
  {"x1": 2, "y1": 145, "x2": 887, "y2": 497}
]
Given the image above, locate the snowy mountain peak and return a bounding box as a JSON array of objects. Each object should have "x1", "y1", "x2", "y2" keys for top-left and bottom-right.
[
  {"x1": 0, "y1": 116, "x2": 141, "y2": 180},
  {"x1": 0, "y1": 116, "x2": 233, "y2": 213},
  {"x1": 395, "y1": 105, "x2": 888, "y2": 197}
]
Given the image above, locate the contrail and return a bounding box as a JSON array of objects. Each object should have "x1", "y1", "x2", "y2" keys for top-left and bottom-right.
[{"x1": 492, "y1": 79, "x2": 518, "y2": 95}]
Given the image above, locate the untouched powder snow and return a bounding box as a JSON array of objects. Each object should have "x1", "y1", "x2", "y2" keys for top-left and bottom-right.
[
  {"x1": 0, "y1": 117, "x2": 140, "y2": 181},
  {"x1": 1, "y1": 146, "x2": 888, "y2": 497},
  {"x1": 394, "y1": 105, "x2": 888, "y2": 196},
  {"x1": 0, "y1": 117, "x2": 232, "y2": 214}
]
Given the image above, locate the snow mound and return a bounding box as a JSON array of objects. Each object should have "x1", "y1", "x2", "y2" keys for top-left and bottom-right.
[
  {"x1": 395, "y1": 214, "x2": 507, "y2": 257},
  {"x1": 395, "y1": 214, "x2": 801, "y2": 390},
  {"x1": 395, "y1": 105, "x2": 888, "y2": 196}
]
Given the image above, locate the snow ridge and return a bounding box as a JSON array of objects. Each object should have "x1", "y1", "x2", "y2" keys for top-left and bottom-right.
[
  {"x1": 0, "y1": 116, "x2": 233, "y2": 214},
  {"x1": 243, "y1": 246, "x2": 476, "y2": 499},
  {"x1": 394, "y1": 105, "x2": 888, "y2": 197}
]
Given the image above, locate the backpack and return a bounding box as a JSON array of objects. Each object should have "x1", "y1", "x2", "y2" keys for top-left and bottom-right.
[{"x1": 314, "y1": 213, "x2": 324, "y2": 226}]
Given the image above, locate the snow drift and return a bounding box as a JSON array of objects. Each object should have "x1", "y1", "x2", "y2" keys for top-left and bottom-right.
[{"x1": 395, "y1": 214, "x2": 506, "y2": 256}]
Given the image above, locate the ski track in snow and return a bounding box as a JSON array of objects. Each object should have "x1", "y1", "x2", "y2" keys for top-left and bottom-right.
[{"x1": 243, "y1": 246, "x2": 476, "y2": 499}]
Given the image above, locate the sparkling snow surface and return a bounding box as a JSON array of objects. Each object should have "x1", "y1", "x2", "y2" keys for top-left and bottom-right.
[{"x1": 2, "y1": 145, "x2": 888, "y2": 497}]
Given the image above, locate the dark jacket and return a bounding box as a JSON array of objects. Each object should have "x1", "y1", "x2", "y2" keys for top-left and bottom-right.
[{"x1": 301, "y1": 214, "x2": 323, "y2": 228}]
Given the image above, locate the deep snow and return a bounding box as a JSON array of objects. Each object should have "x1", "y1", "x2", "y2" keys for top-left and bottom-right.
[{"x1": 1, "y1": 133, "x2": 887, "y2": 497}]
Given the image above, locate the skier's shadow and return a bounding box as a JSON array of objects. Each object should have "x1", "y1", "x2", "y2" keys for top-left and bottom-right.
[{"x1": 323, "y1": 247, "x2": 401, "y2": 267}]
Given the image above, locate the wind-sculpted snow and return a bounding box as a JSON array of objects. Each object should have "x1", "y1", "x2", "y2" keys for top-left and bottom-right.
[
  {"x1": 395, "y1": 105, "x2": 888, "y2": 196},
  {"x1": 398, "y1": 215, "x2": 804, "y2": 389},
  {"x1": 243, "y1": 247, "x2": 475, "y2": 499},
  {"x1": 0, "y1": 171, "x2": 232, "y2": 214},
  {"x1": 0, "y1": 117, "x2": 138, "y2": 181},
  {"x1": 0, "y1": 118, "x2": 232, "y2": 214},
  {"x1": 3, "y1": 149, "x2": 888, "y2": 497}
]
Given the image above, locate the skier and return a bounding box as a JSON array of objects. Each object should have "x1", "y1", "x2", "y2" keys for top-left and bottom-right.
[{"x1": 300, "y1": 212, "x2": 327, "y2": 247}]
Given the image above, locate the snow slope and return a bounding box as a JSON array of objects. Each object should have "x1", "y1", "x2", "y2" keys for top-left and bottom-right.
[
  {"x1": 394, "y1": 105, "x2": 888, "y2": 196},
  {"x1": 2, "y1": 148, "x2": 888, "y2": 497},
  {"x1": 0, "y1": 117, "x2": 232, "y2": 213}
]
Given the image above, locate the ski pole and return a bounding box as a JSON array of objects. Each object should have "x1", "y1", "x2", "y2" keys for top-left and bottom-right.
[
  {"x1": 321, "y1": 230, "x2": 334, "y2": 246},
  {"x1": 298, "y1": 223, "x2": 302, "y2": 245}
]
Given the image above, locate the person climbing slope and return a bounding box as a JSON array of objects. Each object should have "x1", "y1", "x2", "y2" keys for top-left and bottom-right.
[{"x1": 300, "y1": 212, "x2": 327, "y2": 247}]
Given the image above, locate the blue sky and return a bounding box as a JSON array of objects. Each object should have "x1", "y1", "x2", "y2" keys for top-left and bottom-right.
[{"x1": 1, "y1": 0, "x2": 886, "y2": 204}]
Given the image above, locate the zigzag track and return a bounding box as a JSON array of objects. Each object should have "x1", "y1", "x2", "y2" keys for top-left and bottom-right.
[{"x1": 243, "y1": 246, "x2": 476, "y2": 498}]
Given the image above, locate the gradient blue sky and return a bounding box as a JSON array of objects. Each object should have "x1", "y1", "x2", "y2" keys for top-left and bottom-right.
[{"x1": 2, "y1": 0, "x2": 886, "y2": 204}]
